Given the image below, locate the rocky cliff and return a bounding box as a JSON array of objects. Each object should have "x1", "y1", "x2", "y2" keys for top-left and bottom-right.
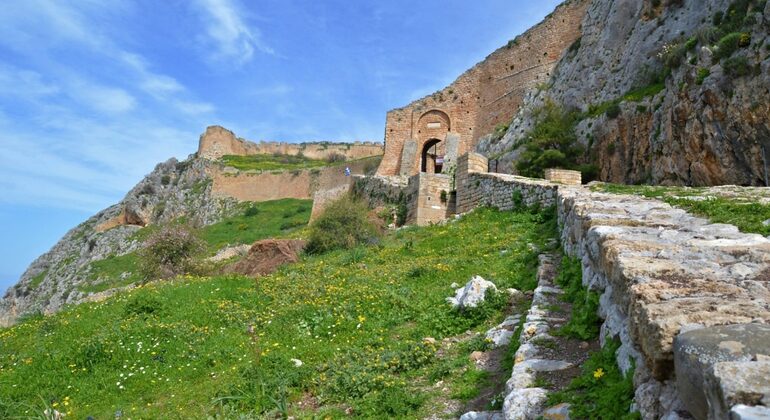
[
  {"x1": 479, "y1": 0, "x2": 770, "y2": 186},
  {"x1": 0, "y1": 156, "x2": 241, "y2": 326}
]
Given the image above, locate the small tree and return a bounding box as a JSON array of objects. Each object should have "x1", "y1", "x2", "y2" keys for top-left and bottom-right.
[
  {"x1": 306, "y1": 195, "x2": 379, "y2": 255},
  {"x1": 139, "y1": 224, "x2": 206, "y2": 280}
]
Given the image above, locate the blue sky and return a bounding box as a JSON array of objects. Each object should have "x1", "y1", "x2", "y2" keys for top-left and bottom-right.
[{"x1": 0, "y1": 0, "x2": 563, "y2": 291}]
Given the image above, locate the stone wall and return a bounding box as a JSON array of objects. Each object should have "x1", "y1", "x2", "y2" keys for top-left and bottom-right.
[
  {"x1": 406, "y1": 173, "x2": 453, "y2": 226},
  {"x1": 545, "y1": 168, "x2": 581, "y2": 185},
  {"x1": 352, "y1": 175, "x2": 410, "y2": 208},
  {"x1": 376, "y1": 0, "x2": 588, "y2": 176},
  {"x1": 198, "y1": 125, "x2": 383, "y2": 161},
  {"x1": 445, "y1": 153, "x2": 770, "y2": 418},
  {"x1": 209, "y1": 157, "x2": 376, "y2": 203}
]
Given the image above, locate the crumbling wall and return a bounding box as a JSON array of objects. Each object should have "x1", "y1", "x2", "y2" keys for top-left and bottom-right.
[{"x1": 198, "y1": 125, "x2": 383, "y2": 161}]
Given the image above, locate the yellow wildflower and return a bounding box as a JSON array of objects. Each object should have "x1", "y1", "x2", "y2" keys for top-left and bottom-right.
[{"x1": 593, "y1": 368, "x2": 605, "y2": 379}]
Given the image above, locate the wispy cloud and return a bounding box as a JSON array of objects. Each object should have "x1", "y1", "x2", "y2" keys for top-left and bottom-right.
[{"x1": 193, "y1": 0, "x2": 274, "y2": 63}]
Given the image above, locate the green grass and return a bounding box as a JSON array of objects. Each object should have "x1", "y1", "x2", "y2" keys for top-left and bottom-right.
[
  {"x1": 554, "y1": 256, "x2": 600, "y2": 341},
  {"x1": 28, "y1": 270, "x2": 48, "y2": 290},
  {"x1": 200, "y1": 199, "x2": 312, "y2": 251},
  {"x1": 220, "y1": 154, "x2": 335, "y2": 172},
  {"x1": 79, "y1": 254, "x2": 142, "y2": 294},
  {"x1": 593, "y1": 183, "x2": 770, "y2": 236},
  {"x1": 547, "y1": 339, "x2": 639, "y2": 420},
  {"x1": 81, "y1": 199, "x2": 312, "y2": 295},
  {"x1": 0, "y1": 207, "x2": 555, "y2": 418}
]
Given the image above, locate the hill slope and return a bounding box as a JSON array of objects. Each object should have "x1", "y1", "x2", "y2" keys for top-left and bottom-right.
[{"x1": 0, "y1": 208, "x2": 554, "y2": 419}]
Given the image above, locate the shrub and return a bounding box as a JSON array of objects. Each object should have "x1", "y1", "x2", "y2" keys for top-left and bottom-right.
[
  {"x1": 243, "y1": 204, "x2": 260, "y2": 217},
  {"x1": 605, "y1": 103, "x2": 621, "y2": 119},
  {"x1": 695, "y1": 68, "x2": 711, "y2": 85},
  {"x1": 723, "y1": 55, "x2": 751, "y2": 77},
  {"x1": 515, "y1": 100, "x2": 587, "y2": 179},
  {"x1": 138, "y1": 224, "x2": 206, "y2": 280},
  {"x1": 326, "y1": 152, "x2": 347, "y2": 163},
  {"x1": 305, "y1": 195, "x2": 379, "y2": 254},
  {"x1": 714, "y1": 32, "x2": 750, "y2": 60}
]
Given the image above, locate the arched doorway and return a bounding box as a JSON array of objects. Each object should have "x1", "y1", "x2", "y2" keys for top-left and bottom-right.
[{"x1": 421, "y1": 139, "x2": 443, "y2": 173}]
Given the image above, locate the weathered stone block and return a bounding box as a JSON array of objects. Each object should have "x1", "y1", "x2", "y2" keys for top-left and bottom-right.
[{"x1": 673, "y1": 324, "x2": 770, "y2": 420}]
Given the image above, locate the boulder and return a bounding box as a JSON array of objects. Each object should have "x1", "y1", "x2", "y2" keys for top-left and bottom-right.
[
  {"x1": 503, "y1": 388, "x2": 547, "y2": 420},
  {"x1": 704, "y1": 361, "x2": 770, "y2": 420},
  {"x1": 542, "y1": 403, "x2": 571, "y2": 420},
  {"x1": 460, "y1": 411, "x2": 504, "y2": 420},
  {"x1": 730, "y1": 404, "x2": 770, "y2": 419},
  {"x1": 229, "y1": 239, "x2": 306, "y2": 277},
  {"x1": 673, "y1": 324, "x2": 770, "y2": 420},
  {"x1": 447, "y1": 276, "x2": 498, "y2": 309}
]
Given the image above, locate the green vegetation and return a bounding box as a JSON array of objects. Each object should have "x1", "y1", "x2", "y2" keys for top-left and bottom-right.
[
  {"x1": 220, "y1": 153, "x2": 332, "y2": 171},
  {"x1": 714, "y1": 32, "x2": 751, "y2": 60},
  {"x1": 81, "y1": 199, "x2": 312, "y2": 294},
  {"x1": 593, "y1": 183, "x2": 770, "y2": 236},
  {"x1": 0, "y1": 207, "x2": 554, "y2": 418},
  {"x1": 28, "y1": 270, "x2": 48, "y2": 290},
  {"x1": 515, "y1": 100, "x2": 596, "y2": 181},
  {"x1": 723, "y1": 56, "x2": 752, "y2": 77},
  {"x1": 80, "y1": 254, "x2": 141, "y2": 294},
  {"x1": 138, "y1": 224, "x2": 207, "y2": 281},
  {"x1": 548, "y1": 339, "x2": 639, "y2": 420},
  {"x1": 554, "y1": 256, "x2": 600, "y2": 341},
  {"x1": 695, "y1": 68, "x2": 711, "y2": 85},
  {"x1": 305, "y1": 196, "x2": 379, "y2": 255},
  {"x1": 201, "y1": 199, "x2": 312, "y2": 251}
]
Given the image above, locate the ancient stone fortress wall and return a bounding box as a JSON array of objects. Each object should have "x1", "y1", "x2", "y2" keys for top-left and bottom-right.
[
  {"x1": 450, "y1": 152, "x2": 770, "y2": 419},
  {"x1": 208, "y1": 157, "x2": 375, "y2": 203},
  {"x1": 376, "y1": 0, "x2": 588, "y2": 177},
  {"x1": 198, "y1": 126, "x2": 383, "y2": 161},
  {"x1": 405, "y1": 173, "x2": 453, "y2": 226}
]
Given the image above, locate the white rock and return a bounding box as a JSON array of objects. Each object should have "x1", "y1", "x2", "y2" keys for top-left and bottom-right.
[
  {"x1": 447, "y1": 276, "x2": 498, "y2": 309},
  {"x1": 730, "y1": 404, "x2": 770, "y2": 419},
  {"x1": 460, "y1": 411, "x2": 504, "y2": 420},
  {"x1": 503, "y1": 388, "x2": 548, "y2": 420},
  {"x1": 486, "y1": 328, "x2": 514, "y2": 348},
  {"x1": 290, "y1": 358, "x2": 303, "y2": 367}
]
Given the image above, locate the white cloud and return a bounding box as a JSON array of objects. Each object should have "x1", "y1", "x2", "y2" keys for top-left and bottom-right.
[
  {"x1": 193, "y1": 0, "x2": 273, "y2": 63},
  {"x1": 73, "y1": 83, "x2": 136, "y2": 114}
]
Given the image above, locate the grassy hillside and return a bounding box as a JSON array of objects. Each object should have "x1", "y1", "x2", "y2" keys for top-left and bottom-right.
[
  {"x1": 79, "y1": 199, "x2": 312, "y2": 294},
  {"x1": 0, "y1": 207, "x2": 555, "y2": 419}
]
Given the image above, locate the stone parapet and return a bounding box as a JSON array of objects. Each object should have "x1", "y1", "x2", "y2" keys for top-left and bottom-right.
[{"x1": 545, "y1": 169, "x2": 581, "y2": 185}]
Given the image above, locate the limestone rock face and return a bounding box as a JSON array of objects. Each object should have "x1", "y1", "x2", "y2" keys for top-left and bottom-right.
[
  {"x1": 0, "y1": 156, "x2": 239, "y2": 326},
  {"x1": 447, "y1": 276, "x2": 498, "y2": 309},
  {"x1": 479, "y1": 0, "x2": 770, "y2": 186}
]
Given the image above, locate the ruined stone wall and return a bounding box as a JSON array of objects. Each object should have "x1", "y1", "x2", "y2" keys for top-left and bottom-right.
[
  {"x1": 377, "y1": 0, "x2": 588, "y2": 176},
  {"x1": 208, "y1": 158, "x2": 376, "y2": 202},
  {"x1": 352, "y1": 175, "x2": 410, "y2": 208},
  {"x1": 447, "y1": 152, "x2": 770, "y2": 419},
  {"x1": 198, "y1": 125, "x2": 383, "y2": 161},
  {"x1": 406, "y1": 173, "x2": 453, "y2": 226}
]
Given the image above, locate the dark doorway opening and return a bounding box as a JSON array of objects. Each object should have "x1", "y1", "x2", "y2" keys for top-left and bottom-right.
[{"x1": 421, "y1": 139, "x2": 443, "y2": 174}]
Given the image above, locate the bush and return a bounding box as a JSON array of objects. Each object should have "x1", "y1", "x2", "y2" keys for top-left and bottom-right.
[
  {"x1": 695, "y1": 68, "x2": 711, "y2": 85},
  {"x1": 723, "y1": 55, "x2": 751, "y2": 77},
  {"x1": 515, "y1": 100, "x2": 591, "y2": 180},
  {"x1": 326, "y1": 152, "x2": 347, "y2": 163},
  {"x1": 305, "y1": 196, "x2": 379, "y2": 254},
  {"x1": 715, "y1": 32, "x2": 750, "y2": 60},
  {"x1": 138, "y1": 224, "x2": 206, "y2": 280},
  {"x1": 605, "y1": 103, "x2": 621, "y2": 119},
  {"x1": 243, "y1": 205, "x2": 260, "y2": 217}
]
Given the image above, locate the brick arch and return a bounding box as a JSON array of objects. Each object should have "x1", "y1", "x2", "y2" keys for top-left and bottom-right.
[{"x1": 417, "y1": 109, "x2": 451, "y2": 133}]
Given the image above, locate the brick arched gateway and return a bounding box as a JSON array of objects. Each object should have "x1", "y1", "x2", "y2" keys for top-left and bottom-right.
[{"x1": 421, "y1": 138, "x2": 443, "y2": 173}]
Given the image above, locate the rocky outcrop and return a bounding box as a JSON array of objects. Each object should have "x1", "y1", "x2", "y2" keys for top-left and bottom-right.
[
  {"x1": 0, "y1": 156, "x2": 240, "y2": 326},
  {"x1": 447, "y1": 276, "x2": 498, "y2": 309},
  {"x1": 479, "y1": 0, "x2": 770, "y2": 186},
  {"x1": 229, "y1": 239, "x2": 306, "y2": 277}
]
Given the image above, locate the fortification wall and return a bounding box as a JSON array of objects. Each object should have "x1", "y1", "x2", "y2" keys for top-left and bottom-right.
[
  {"x1": 377, "y1": 0, "x2": 588, "y2": 176},
  {"x1": 198, "y1": 125, "x2": 383, "y2": 161},
  {"x1": 449, "y1": 152, "x2": 770, "y2": 419},
  {"x1": 405, "y1": 173, "x2": 453, "y2": 226},
  {"x1": 208, "y1": 158, "x2": 376, "y2": 202}
]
